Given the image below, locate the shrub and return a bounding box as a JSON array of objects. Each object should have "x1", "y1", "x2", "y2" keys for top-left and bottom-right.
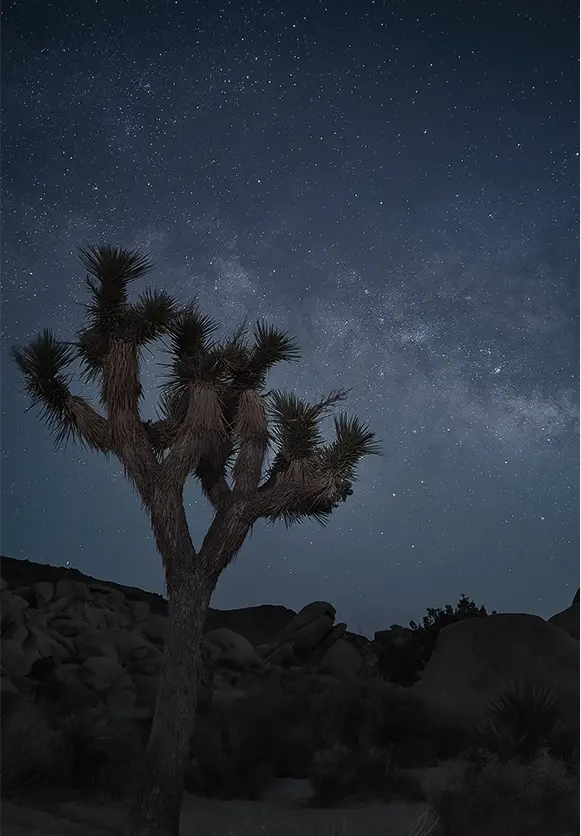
[
  {"x1": 308, "y1": 743, "x2": 424, "y2": 807},
  {"x1": 0, "y1": 694, "x2": 71, "y2": 797},
  {"x1": 61, "y1": 706, "x2": 147, "y2": 799},
  {"x1": 471, "y1": 682, "x2": 564, "y2": 763},
  {"x1": 377, "y1": 595, "x2": 493, "y2": 686},
  {"x1": 0, "y1": 696, "x2": 145, "y2": 801},
  {"x1": 187, "y1": 688, "x2": 317, "y2": 799},
  {"x1": 547, "y1": 724, "x2": 580, "y2": 771},
  {"x1": 435, "y1": 751, "x2": 579, "y2": 836}
]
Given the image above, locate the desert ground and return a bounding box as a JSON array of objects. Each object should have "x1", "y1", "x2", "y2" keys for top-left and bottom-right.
[{"x1": 2, "y1": 786, "x2": 439, "y2": 836}]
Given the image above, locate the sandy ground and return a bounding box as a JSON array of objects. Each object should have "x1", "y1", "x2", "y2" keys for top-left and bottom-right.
[{"x1": 1, "y1": 791, "x2": 439, "y2": 836}]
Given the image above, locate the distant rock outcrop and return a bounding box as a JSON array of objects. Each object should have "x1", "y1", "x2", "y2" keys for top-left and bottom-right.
[
  {"x1": 0, "y1": 556, "x2": 371, "y2": 720},
  {"x1": 413, "y1": 612, "x2": 580, "y2": 734}
]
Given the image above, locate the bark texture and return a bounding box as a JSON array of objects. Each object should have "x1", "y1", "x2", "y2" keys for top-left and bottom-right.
[{"x1": 128, "y1": 557, "x2": 215, "y2": 836}]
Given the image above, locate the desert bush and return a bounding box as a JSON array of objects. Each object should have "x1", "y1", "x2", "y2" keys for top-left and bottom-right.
[
  {"x1": 186, "y1": 676, "x2": 440, "y2": 799},
  {"x1": 471, "y1": 681, "x2": 564, "y2": 764},
  {"x1": 547, "y1": 724, "x2": 580, "y2": 771},
  {"x1": 187, "y1": 688, "x2": 318, "y2": 799},
  {"x1": 61, "y1": 706, "x2": 147, "y2": 799},
  {"x1": 378, "y1": 595, "x2": 493, "y2": 686},
  {"x1": 1, "y1": 696, "x2": 145, "y2": 801},
  {"x1": 435, "y1": 751, "x2": 579, "y2": 836},
  {"x1": 0, "y1": 694, "x2": 71, "y2": 796},
  {"x1": 308, "y1": 743, "x2": 424, "y2": 807}
]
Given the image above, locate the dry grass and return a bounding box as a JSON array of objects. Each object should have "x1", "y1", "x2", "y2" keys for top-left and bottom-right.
[{"x1": 434, "y1": 750, "x2": 579, "y2": 836}]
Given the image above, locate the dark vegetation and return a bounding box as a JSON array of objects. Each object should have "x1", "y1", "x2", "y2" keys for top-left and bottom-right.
[{"x1": 376, "y1": 593, "x2": 495, "y2": 686}]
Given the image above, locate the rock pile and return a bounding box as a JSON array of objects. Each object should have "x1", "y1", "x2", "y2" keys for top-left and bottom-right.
[{"x1": 0, "y1": 559, "x2": 375, "y2": 719}]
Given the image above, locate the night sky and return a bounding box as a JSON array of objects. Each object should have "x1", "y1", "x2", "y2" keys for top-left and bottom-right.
[{"x1": 1, "y1": 0, "x2": 578, "y2": 637}]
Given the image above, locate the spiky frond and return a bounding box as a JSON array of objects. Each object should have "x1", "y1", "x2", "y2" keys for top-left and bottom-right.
[
  {"x1": 322, "y1": 413, "x2": 383, "y2": 480},
  {"x1": 167, "y1": 304, "x2": 218, "y2": 357},
  {"x1": 79, "y1": 245, "x2": 154, "y2": 336},
  {"x1": 12, "y1": 330, "x2": 110, "y2": 452},
  {"x1": 210, "y1": 320, "x2": 299, "y2": 393},
  {"x1": 162, "y1": 305, "x2": 224, "y2": 395},
  {"x1": 76, "y1": 326, "x2": 110, "y2": 385},
  {"x1": 12, "y1": 330, "x2": 76, "y2": 446},
  {"x1": 252, "y1": 396, "x2": 379, "y2": 528},
  {"x1": 125, "y1": 288, "x2": 181, "y2": 345},
  {"x1": 268, "y1": 388, "x2": 350, "y2": 462},
  {"x1": 474, "y1": 681, "x2": 563, "y2": 762},
  {"x1": 78, "y1": 244, "x2": 153, "y2": 286},
  {"x1": 247, "y1": 320, "x2": 300, "y2": 384}
]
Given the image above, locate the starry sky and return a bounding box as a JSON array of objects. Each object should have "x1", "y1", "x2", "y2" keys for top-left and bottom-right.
[{"x1": 1, "y1": 0, "x2": 578, "y2": 637}]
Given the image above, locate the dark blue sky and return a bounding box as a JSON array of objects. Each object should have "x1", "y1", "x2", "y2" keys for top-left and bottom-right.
[{"x1": 1, "y1": 0, "x2": 578, "y2": 636}]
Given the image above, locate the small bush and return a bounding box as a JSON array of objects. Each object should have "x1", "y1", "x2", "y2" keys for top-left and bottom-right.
[
  {"x1": 377, "y1": 595, "x2": 493, "y2": 686},
  {"x1": 61, "y1": 706, "x2": 146, "y2": 799},
  {"x1": 1, "y1": 695, "x2": 71, "y2": 797},
  {"x1": 187, "y1": 688, "x2": 317, "y2": 799},
  {"x1": 435, "y1": 751, "x2": 579, "y2": 836},
  {"x1": 308, "y1": 743, "x2": 424, "y2": 807},
  {"x1": 547, "y1": 724, "x2": 580, "y2": 771},
  {"x1": 472, "y1": 682, "x2": 564, "y2": 763},
  {"x1": 1, "y1": 696, "x2": 145, "y2": 801}
]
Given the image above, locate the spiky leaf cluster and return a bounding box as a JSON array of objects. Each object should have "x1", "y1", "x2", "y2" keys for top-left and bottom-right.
[
  {"x1": 473, "y1": 681, "x2": 563, "y2": 763},
  {"x1": 13, "y1": 244, "x2": 381, "y2": 527}
]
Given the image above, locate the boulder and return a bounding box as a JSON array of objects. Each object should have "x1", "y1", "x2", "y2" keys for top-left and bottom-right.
[
  {"x1": 141, "y1": 614, "x2": 166, "y2": 644},
  {"x1": 107, "y1": 629, "x2": 161, "y2": 664},
  {"x1": 264, "y1": 641, "x2": 297, "y2": 667},
  {"x1": 131, "y1": 673, "x2": 159, "y2": 713},
  {"x1": 1, "y1": 676, "x2": 20, "y2": 697},
  {"x1": 277, "y1": 602, "x2": 336, "y2": 643},
  {"x1": 34, "y1": 581, "x2": 55, "y2": 607},
  {"x1": 81, "y1": 656, "x2": 128, "y2": 693},
  {"x1": 413, "y1": 613, "x2": 580, "y2": 733},
  {"x1": 105, "y1": 677, "x2": 137, "y2": 712},
  {"x1": 204, "y1": 603, "x2": 296, "y2": 647},
  {"x1": 49, "y1": 615, "x2": 89, "y2": 637},
  {"x1": 317, "y1": 638, "x2": 364, "y2": 679},
  {"x1": 549, "y1": 601, "x2": 581, "y2": 641},
  {"x1": 1, "y1": 591, "x2": 29, "y2": 622},
  {"x1": 74, "y1": 628, "x2": 118, "y2": 661},
  {"x1": 288, "y1": 614, "x2": 334, "y2": 654},
  {"x1": 127, "y1": 600, "x2": 151, "y2": 622},
  {"x1": 203, "y1": 628, "x2": 263, "y2": 670},
  {"x1": 307, "y1": 623, "x2": 347, "y2": 665},
  {"x1": 1, "y1": 637, "x2": 40, "y2": 676},
  {"x1": 55, "y1": 579, "x2": 92, "y2": 602},
  {"x1": 90, "y1": 586, "x2": 126, "y2": 612},
  {"x1": 47, "y1": 663, "x2": 101, "y2": 708}
]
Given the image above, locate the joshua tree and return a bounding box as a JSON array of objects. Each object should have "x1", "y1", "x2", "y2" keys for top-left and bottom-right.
[{"x1": 12, "y1": 245, "x2": 381, "y2": 835}]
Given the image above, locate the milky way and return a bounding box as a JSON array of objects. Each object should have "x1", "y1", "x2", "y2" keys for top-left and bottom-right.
[{"x1": 1, "y1": 0, "x2": 578, "y2": 635}]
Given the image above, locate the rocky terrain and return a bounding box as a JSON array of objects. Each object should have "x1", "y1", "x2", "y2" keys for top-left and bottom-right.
[{"x1": 1, "y1": 553, "x2": 579, "y2": 835}]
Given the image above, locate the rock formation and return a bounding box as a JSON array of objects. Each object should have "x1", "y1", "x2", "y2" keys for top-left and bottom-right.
[
  {"x1": 0, "y1": 556, "x2": 371, "y2": 719},
  {"x1": 413, "y1": 612, "x2": 580, "y2": 734}
]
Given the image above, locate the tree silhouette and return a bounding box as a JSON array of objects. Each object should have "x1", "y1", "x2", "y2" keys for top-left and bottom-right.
[{"x1": 12, "y1": 244, "x2": 381, "y2": 836}]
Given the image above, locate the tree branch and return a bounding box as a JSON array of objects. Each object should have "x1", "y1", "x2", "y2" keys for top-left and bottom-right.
[
  {"x1": 66, "y1": 395, "x2": 113, "y2": 453},
  {"x1": 197, "y1": 502, "x2": 252, "y2": 581},
  {"x1": 158, "y1": 384, "x2": 225, "y2": 490},
  {"x1": 103, "y1": 340, "x2": 159, "y2": 502}
]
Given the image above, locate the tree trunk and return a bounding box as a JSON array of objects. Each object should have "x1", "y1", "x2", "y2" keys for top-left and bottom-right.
[{"x1": 127, "y1": 561, "x2": 215, "y2": 836}]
